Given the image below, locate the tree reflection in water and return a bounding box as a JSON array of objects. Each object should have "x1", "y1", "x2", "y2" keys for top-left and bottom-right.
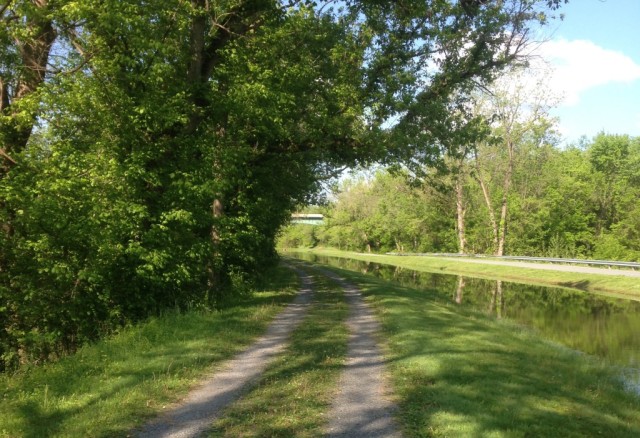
[{"x1": 291, "y1": 253, "x2": 640, "y2": 369}]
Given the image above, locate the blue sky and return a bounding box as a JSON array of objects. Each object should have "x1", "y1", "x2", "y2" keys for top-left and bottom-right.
[{"x1": 537, "y1": 0, "x2": 640, "y2": 144}]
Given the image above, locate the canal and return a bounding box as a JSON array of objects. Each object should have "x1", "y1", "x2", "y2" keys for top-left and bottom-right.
[{"x1": 290, "y1": 253, "x2": 640, "y2": 374}]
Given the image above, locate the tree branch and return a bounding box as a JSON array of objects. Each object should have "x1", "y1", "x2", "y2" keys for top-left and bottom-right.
[
  {"x1": 0, "y1": 0, "x2": 14, "y2": 17},
  {"x1": 0, "y1": 147, "x2": 17, "y2": 165},
  {"x1": 0, "y1": 77, "x2": 9, "y2": 111}
]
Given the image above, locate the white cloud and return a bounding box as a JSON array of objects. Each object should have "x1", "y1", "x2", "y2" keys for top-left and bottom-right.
[{"x1": 535, "y1": 39, "x2": 640, "y2": 106}]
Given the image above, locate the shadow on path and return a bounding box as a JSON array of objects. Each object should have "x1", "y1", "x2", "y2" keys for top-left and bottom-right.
[
  {"x1": 320, "y1": 269, "x2": 402, "y2": 438},
  {"x1": 136, "y1": 268, "x2": 313, "y2": 438}
]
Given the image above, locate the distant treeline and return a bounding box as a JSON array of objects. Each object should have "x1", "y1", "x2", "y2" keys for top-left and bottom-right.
[{"x1": 280, "y1": 133, "x2": 640, "y2": 261}]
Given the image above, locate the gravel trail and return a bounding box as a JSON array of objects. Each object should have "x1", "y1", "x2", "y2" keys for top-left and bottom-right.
[
  {"x1": 322, "y1": 269, "x2": 402, "y2": 438},
  {"x1": 137, "y1": 265, "x2": 402, "y2": 437},
  {"x1": 137, "y1": 268, "x2": 314, "y2": 438}
]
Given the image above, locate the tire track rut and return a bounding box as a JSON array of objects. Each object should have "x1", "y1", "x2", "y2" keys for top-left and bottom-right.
[
  {"x1": 321, "y1": 269, "x2": 402, "y2": 438},
  {"x1": 137, "y1": 268, "x2": 314, "y2": 438},
  {"x1": 137, "y1": 265, "x2": 401, "y2": 437}
]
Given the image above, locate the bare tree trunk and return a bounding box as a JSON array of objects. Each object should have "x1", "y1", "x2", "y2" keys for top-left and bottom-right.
[
  {"x1": 455, "y1": 172, "x2": 467, "y2": 254},
  {"x1": 474, "y1": 154, "x2": 499, "y2": 252},
  {"x1": 186, "y1": 0, "x2": 206, "y2": 83},
  {"x1": 208, "y1": 197, "x2": 224, "y2": 291},
  {"x1": 211, "y1": 198, "x2": 224, "y2": 247},
  {"x1": 183, "y1": 0, "x2": 267, "y2": 134},
  {"x1": 496, "y1": 141, "x2": 514, "y2": 256}
]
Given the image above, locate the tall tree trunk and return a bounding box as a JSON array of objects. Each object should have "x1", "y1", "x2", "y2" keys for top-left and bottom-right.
[
  {"x1": 1, "y1": 0, "x2": 56, "y2": 172},
  {"x1": 208, "y1": 197, "x2": 224, "y2": 291},
  {"x1": 474, "y1": 153, "x2": 499, "y2": 252},
  {"x1": 211, "y1": 198, "x2": 224, "y2": 248},
  {"x1": 455, "y1": 171, "x2": 467, "y2": 254},
  {"x1": 1, "y1": 1, "x2": 56, "y2": 255},
  {"x1": 183, "y1": 0, "x2": 269, "y2": 293},
  {"x1": 496, "y1": 141, "x2": 514, "y2": 256},
  {"x1": 365, "y1": 235, "x2": 371, "y2": 253}
]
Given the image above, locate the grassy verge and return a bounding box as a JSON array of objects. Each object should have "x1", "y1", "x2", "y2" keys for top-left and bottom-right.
[
  {"x1": 0, "y1": 266, "x2": 298, "y2": 438},
  {"x1": 209, "y1": 268, "x2": 349, "y2": 437},
  {"x1": 317, "y1": 263, "x2": 640, "y2": 437},
  {"x1": 287, "y1": 247, "x2": 640, "y2": 299}
]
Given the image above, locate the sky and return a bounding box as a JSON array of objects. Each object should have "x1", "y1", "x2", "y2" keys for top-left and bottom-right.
[{"x1": 534, "y1": 0, "x2": 640, "y2": 144}]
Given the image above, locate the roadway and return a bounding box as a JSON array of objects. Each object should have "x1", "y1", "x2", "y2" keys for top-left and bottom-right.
[{"x1": 435, "y1": 257, "x2": 640, "y2": 278}]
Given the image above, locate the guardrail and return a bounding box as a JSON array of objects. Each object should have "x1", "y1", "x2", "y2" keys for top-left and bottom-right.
[{"x1": 384, "y1": 252, "x2": 640, "y2": 270}]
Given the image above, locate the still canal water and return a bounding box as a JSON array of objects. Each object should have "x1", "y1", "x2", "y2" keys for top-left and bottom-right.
[{"x1": 291, "y1": 253, "x2": 640, "y2": 372}]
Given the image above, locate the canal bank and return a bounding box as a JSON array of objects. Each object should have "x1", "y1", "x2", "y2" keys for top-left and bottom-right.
[
  {"x1": 288, "y1": 256, "x2": 640, "y2": 437},
  {"x1": 283, "y1": 248, "x2": 640, "y2": 299},
  {"x1": 288, "y1": 251, "x2": 640, "y2": 369}
]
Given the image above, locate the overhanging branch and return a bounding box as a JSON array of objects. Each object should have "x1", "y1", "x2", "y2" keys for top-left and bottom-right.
[{"x1": 0, "y1": 147, "x2": 17, "y2": 165}]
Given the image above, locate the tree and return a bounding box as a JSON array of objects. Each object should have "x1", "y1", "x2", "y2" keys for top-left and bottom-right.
[
  {"x1": 472, "y1": 67, "x2": 560, "y2": 255},
  {"x1": 1, "y1": 0, "x2": 57, "y2": 171},
  {"x1": 0, "y1": 0, "x2": 570, "y2": 370},
  {"x1": 589, "y1": 133, "x2": 632, "y2": 234},
  {"x1": 321, "y1": 170, "x2": 458, "y2": 253},
  {"x1": 588, "y1": 133, "x2": 640, "y2": 260}
]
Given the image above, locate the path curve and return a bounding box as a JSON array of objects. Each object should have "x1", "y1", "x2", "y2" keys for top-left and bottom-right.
[
  {"x1": 321, "y1": 269, "x2": 402, "y2": 438},
  {"x1": 137, "y1": 268, "x2": 313, "y2": 438}
]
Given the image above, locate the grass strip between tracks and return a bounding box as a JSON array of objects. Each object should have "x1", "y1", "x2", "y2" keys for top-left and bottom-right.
[
  {"x1": 209, "y1": 269, "x2": 349, "y2": 437},
  {"x1": 286, "y1": 248, "x2": 640, "y2": 299},
  {"x1": 0, "y1": 266, "x2": 298, "y2": 437},
  {"x1": 319, "y1": 264, "x2": 640, "y2": 437}
]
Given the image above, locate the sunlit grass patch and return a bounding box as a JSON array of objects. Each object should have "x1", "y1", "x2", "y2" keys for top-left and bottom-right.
[
  {"x1": 209, "y1": 272, "x2": 349, "y2": 437},
  {"x1": 325, "y1": 266, "x2": 640, "y2": 438},
  {"x1": 0, "y1": 266, "x2": 298, "y2": 437}
]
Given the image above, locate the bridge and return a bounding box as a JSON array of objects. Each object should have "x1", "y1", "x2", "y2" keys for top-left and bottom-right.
[{"x1": 290, "y1": 213, "x2": 324, "y2": 225}]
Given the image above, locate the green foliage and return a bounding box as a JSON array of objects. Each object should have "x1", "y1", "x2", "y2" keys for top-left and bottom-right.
[
  {"x1": 593, "y1": 234, "x2": 640, "y2": 262},
  {"x1": 278, "y1": 224, "x2": 320, "y2": 249},
  {"x1": 0, "y1": 0, "x2": 571, "y2": 371},
  {"x1": 319, "y1": 172, "x2": 456, "y2": 253},
  {"x1": 317, "y1": 133, "x2": 640, "y2": 261},
  {"x1": 0, "y1": 266, "x2": 298, "y2": 436}
]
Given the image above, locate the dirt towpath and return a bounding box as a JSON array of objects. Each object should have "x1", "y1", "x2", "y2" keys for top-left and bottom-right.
[
  {"x1": 137, "y1": 269, "x2": 314, "y2": 438},
  {"x1": 137, "y1": 265, "x2": 401, "y2": 437},
  {"x1": 322, "y1": 269, "x2": 402, "y2": 438}
]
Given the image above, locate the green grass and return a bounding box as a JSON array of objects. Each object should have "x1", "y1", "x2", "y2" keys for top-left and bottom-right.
[
  {"x1": 288, "y1": 247, "x2": 640, "y2": 299},
  {"x1": 209, "y1": 268, "x2": 349, "y2": 437},
  {"x1": 0, "y1": 266, "x2": 299, "y2": 438},
  {"x1": 4, "y1": 258, "x2": 638, "y2": 437},
  {"x1": 312, "y1": 263, "x2": 640, "y2": 437}
]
